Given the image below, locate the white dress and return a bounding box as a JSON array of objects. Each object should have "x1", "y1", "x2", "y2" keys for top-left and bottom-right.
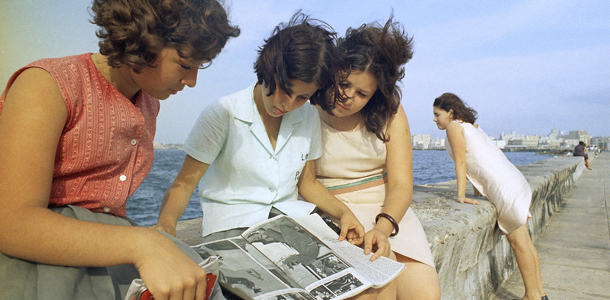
[
  {"x1": 315, "y1": 120, "x2": 435, "y2": 268},
  {"x1": 446, "y1": 121, "x2": 532, "y2": 234}
]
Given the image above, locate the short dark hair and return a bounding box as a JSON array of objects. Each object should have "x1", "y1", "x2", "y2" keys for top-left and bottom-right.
[
  {"x1": 254, "y1": 11, "x2": 337, "y2": 110},
  {"x1": 335, "y1": 16, "x2": 413, "y2": 142},
  {"x1": 433, "y1": 93, "x2": 478, "y2": 124},
  {"x1": 91, "y1": 0, "x2": 240, "y2": 73}
]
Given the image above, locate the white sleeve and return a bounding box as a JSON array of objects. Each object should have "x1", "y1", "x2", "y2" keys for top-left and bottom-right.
[{"x1": 182, "y1": 101, "x2": 229, "y2": 164}]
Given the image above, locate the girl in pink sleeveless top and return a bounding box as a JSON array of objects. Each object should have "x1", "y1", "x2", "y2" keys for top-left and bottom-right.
[
  {"x1": 0, "y1": 0, "x2": 239, "y2": 299},
  {"x1": 314, "y1": 18, "x2": 441, "y2": 299}
]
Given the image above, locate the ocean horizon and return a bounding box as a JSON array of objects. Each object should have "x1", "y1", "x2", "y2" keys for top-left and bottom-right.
[{"x1": 126, "y1": 149, "x2": 554, "y2": 227}]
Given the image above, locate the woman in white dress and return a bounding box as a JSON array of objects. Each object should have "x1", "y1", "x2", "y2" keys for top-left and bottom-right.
[
  {"x1": 313, "y1": 18, "x2": 441, "y2": 300},
  {"x1": 433, "y1": 92, "x2": 547, "y2": 300}
]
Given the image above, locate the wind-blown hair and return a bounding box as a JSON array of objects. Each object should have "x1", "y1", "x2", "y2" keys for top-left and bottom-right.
[
  {"x1": 433, "y1": 93, "x2": 478, "y2": 124},
  {"x1": 91, "y1": 0, "x2": 240, "y2": 73},
  {"x1": 254, "y1": 11, "x2": 338, "y2": 111},
  {"x1": 335, "y1": 16, "x2": 413, "y2": 142}
]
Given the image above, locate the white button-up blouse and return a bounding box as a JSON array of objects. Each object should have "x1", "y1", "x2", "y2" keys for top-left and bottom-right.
[{"x1": 183, "y1": 83, "x2": 320, "y2": 236}]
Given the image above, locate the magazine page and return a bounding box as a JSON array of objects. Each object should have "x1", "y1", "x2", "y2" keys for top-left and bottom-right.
[
  {"x1": 195, "y1": 237, "x2": 312, "y2": 300},
  {"x1": 242, "y1": 215, "x2": 399, "y2": 299},
  {"x1": 292, "y1": 214, "x2": 405, "y2": 288}
]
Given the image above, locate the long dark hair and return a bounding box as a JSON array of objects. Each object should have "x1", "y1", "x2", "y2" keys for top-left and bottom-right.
[
  {"x1": 334, "y1": 16, "x2": 413, "y2": 142},
  {"x1": 433, "y1": 93, "x2": 478, "y2": 124},
  {"x1": 254, "y1": 11, "x2": 338, "y2": 111},
  {"x1": 92, "y1": 0, "x2": 240, "y2": 73}
]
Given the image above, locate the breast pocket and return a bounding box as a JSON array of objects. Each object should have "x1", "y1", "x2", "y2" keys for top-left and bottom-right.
[
  {"x1": 281, "y1": 133, "x2": 312, "y2": 184},
  {"x1": 289, "y1": 155, "x2": 308, "y2": 183}
]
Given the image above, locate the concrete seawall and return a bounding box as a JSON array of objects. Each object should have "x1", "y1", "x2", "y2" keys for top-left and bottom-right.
[
  {"x1": 175, "y1": 156, "x2": 586, "y2": 299},
  {"x1": 412, "y1": 156, "x2": 585, "y2": 299}
]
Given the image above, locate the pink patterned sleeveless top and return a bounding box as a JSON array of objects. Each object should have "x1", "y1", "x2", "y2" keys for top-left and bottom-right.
[{"x1": 0, "y1": 53, "x2": 160, "y2": 217}]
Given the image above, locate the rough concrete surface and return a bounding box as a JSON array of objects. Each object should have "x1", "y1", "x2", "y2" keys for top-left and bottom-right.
[
  {"x1": 491, "y1": 152, "x2": 610, "y2": 300},
  {"x1": 412, "y1": 156, "x2": 585, "y2": 299},
  {"x1": 175, "y1": 154, "x2": 603, "y2": 299}
]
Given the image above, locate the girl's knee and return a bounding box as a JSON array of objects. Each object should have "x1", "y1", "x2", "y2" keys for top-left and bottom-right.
[
  {"x1": 397, "y1": 283, "x2": 441, "y2": 300},
  {"x1": 424, "y1": 286, "x2": 442, "y2": 300},
  {"x1": 396, "y1": 259, "x2": 441, "y2": 300},
  {"x1": 508, "y1": 233, "x2": 533, "y2": 251},
  {"x1": 507, "y1": 225, "x2": 532, "y2": 245}
]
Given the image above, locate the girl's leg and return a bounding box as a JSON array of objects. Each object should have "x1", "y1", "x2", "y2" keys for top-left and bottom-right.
[
  {"x1": 347, "y1": 282, "x2": 395, "y2": 300},
  {"x1": 529, "y1": 233, "x2": 543, "y2": 296},
  {"x1": 506, "y1": 224, "x2": 546, "y2": 300},
  {"x1": 395, "y1": 254, "x2": 441, "y2": 300}
]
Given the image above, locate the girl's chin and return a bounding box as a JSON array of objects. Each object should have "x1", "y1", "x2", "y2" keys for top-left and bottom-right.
[{"x1": 332, "y1": 109, "x2": 350, "y2": 117}]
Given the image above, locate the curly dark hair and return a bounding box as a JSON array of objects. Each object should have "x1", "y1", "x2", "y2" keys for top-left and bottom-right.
[
  {"x1": 91, "y1": 0, "x2": 240, "y2": 73},
  {"x1": 254, "y1": 11, "x2": 338, "y2": 111},
  {"x1": 334, "y1": 16, "x2": 413, "y2": 142},
  {"x1": 433, "y1": 93, "x2": 478, "y2": 124}
]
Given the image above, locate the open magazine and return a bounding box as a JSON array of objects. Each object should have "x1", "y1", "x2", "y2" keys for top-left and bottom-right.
[{"x1": 193, "y1": 214, "x2": 405, "y2": 300}]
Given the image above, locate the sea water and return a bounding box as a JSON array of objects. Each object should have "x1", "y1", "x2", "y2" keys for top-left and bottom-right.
[{"x1": 126, "y1": 149, "x2": 553, "y2": 226}]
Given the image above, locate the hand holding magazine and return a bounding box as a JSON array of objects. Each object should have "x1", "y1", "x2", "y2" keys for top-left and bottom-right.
[
  {"x1": 195, "y1": 214, "x2": 405, "y2": 300},
  {"x1": 125, "y1": 256, "x2": 219, "y2": 300}
]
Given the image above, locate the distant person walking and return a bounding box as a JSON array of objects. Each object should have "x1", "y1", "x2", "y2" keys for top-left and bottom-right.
[
  {"x1": 574, "y1": 141, "x2": 592, "y2": 170},
  {"x1": 433, "y1": 93, "x2": 548, "y2": 300}
]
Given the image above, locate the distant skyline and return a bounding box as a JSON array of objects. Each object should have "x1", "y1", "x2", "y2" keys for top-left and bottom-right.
[
  {"x1": 2, "y1": 0, "x2": 609, "y2": 143},
  {"x1": 422, "y1": 125, "x2": 596, "y2": 142}
]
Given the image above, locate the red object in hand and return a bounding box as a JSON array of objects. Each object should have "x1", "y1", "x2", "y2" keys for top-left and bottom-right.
[
  {"x1": 134, "y1": 274, "x2": 218, "y2": 300},
  {"x1": 205, "y1": 274, "x2": 218, "y2": 300},
  {"x1": 135, "y1": 290, "x2": 154, "y2": 300}
]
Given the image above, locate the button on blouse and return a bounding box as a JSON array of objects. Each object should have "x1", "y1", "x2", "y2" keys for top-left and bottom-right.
[{"x1": 0, "y1": 53, "x2": 160, "y2": 218}]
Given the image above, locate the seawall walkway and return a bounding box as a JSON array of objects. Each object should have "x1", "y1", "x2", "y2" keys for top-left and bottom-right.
[
  {"x1": 175, "y1": 153, "x2": 607, "y2": 299},
  {"x1": 492, "y1": 151, "x2": 610, "y2": 300}
]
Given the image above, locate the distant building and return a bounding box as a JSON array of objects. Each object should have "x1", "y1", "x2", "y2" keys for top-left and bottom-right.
[
  {"x1": 563, "y1": 130, "x2": 591, "y2": 145},
  {"x1": 538, "y1": 137, "x2": 562, "y2": 149},
  {"x1": 539, "y1": 126, "x2": 563, "y2": 149},
  {"x1": 548, "y1": 126, "x2": 561, "y2": 140},
  {"x1": 591, "y1": 136, "x2": 609, "y2": 150},
  {"x1": 412, "y1": 134, "x2": 431, "y2": 150},
  {"x1": 499, "y1": 131, "x2": 525, "y2": 143},
  {"x1": 493, "y1": 139, "x2": 506, "y2": 149},
  {"x1": 562, "y1": 139, "x2": 581, "y2": 148},
  {"x1": 153, "y1": 142, "x2": 183, "y2": 149},
  {"x1": 522, "y1": 135, "x2": 541, "y2": 149},
  {"x1": 429, "y1": 137, "x2": 445, "y2": 150},
  {"x1": 412, "y1": 128, "x2": 598, "y2": 151},
  {"x1": 505, "y1": 139, "x2": 527, "y2": 151}
]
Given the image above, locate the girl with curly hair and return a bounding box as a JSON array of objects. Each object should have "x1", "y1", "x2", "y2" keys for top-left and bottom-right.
[
  {"x1": 433, "y1": 93, "x2": 547, "y2": 300},
  {"x1": 312, "y1": 18, "x2": 441, "y2": 299},
  {"x1": 155, "y1": 12, "x2": 389, "y2": 263},
  {"x1": 0, "y1": 0, "x2": 239, "y2": 299}
]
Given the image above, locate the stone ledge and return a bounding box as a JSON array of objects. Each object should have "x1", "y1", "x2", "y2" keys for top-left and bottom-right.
[
  {"x1": 175, "y1": 156, "x2": 586, "y2": 299},
  {"x1": 412, "y1": 156, "x2": 585, "y2": 299},
  {"x1": 176, "y1": 217, "x2": 203, "y2": 246}
]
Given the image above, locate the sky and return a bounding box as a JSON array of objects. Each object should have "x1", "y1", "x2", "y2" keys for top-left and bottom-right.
[{"x1": 1, "y1": 0, "x2": 609, "y2": 143}]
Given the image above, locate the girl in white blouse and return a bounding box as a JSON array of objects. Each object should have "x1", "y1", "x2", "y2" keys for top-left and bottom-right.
[{"x1": 155, "y1": 13, "x2": 391, "y2": 265}]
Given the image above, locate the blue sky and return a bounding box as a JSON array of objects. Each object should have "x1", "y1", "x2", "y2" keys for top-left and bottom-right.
[{"x1": 1, "y1": 0, "x2": 609, "y2": 143}]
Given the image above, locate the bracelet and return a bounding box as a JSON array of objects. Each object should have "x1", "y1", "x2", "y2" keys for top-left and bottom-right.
[{"x1": 375, "y1": 213, "x2": 399, "y2": 237}]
